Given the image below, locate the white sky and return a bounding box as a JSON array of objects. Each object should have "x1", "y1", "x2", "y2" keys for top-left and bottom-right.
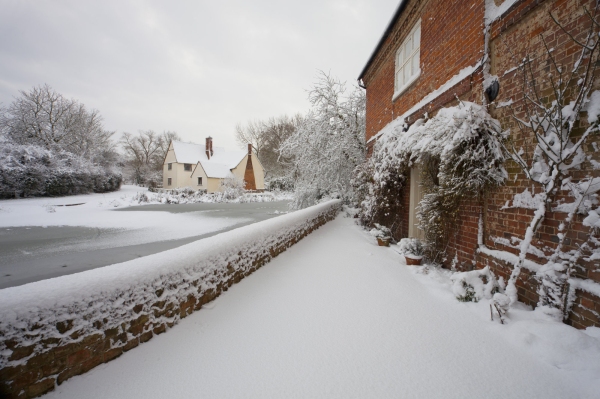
[{"x1": 0, "y1": 0, "x2": 398, "y2": 150}]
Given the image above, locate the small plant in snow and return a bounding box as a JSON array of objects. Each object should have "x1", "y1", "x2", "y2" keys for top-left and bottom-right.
[
  {"x1": 370, "y1": 223, "x2": 392, "y2": 239},
  {"x1": 451, "y1": 266, "x2": 500, "y2": 303},
  {"x1": 370, "y1": 223, "x2": 392, "y2": 246},
  {"x1": 397, "y1": 238, "x2": 425, "y2": 258}
]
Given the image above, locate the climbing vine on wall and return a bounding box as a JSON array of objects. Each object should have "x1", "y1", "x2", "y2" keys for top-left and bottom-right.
[{"x1": 359, "y1": 102, "x2": 508, "y2": 262}]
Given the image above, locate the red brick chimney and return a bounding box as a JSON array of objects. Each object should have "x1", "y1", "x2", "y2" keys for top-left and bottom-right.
[
  {"x1": 247, "y1": 143, "x2": 252, "y2": 156},
  {"x1": 205, "y1": 136, "x2": 212, "y2": 160}
]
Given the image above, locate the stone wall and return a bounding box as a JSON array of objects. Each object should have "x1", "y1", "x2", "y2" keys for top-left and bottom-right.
[{"x1": 0, "y1": 200, "x2": 341, "y2": 398}]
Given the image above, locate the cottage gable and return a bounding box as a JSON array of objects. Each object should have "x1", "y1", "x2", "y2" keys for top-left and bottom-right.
[{"x1": 163, "y1": 138, "x2": 265, "y2": 192}]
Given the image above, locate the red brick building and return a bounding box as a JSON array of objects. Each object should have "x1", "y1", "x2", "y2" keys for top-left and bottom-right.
[{"x1": 359, "y1": 0, "x2": 600, "y2": 328}]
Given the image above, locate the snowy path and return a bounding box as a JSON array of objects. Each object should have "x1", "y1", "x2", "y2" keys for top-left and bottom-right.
[{"x1": 43, "y1": 216, "x2": 597, "y2": 399}]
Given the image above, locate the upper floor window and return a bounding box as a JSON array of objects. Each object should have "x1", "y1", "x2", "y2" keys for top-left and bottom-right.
[
  {"x1": 394, "y1": 20, "x2": 421, "y2": 99},
  {"x1": 197, "y1": 177, "x2": 203, "y2": 185},
  {"x1": 168, "y1": 163, "x2": 172, "y2": 170},
  {"x1": 184, "y1": 163, "x2": 192, "y2": 171}
]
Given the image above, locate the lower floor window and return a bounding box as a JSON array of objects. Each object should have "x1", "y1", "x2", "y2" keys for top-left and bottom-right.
[
  {"x1": 167, "y1": 178, "x2": 172, "y2": 186},
  {"x1": 197, "y1": 177, "x2": 203, "y2": 185}
]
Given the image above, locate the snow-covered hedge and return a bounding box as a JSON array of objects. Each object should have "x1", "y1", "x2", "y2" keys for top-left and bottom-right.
[
  {"x1": 0, "y1": 142, "x2": 122, "y2": 198},
  {"x1": 0, "y1": 199, "x2": 340, "y2": 397},
  {"x1": 139, "y1": 187, "x2": 293, "y2": 204}
]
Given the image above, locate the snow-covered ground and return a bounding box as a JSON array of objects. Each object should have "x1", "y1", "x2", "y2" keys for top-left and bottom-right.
[
  {"x1": 42, "y1": 215, "x2": 600, "y2": 399},
  {"x1": 0, "y1": 186, "x2": 291, "y2": 288}
]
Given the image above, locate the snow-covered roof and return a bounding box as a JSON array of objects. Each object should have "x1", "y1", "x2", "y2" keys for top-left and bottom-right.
[{"x1": 171, "y1": 141, "x2": 247, "y2": 178}]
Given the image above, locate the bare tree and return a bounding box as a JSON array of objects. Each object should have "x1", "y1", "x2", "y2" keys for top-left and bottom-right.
[
  {"x1": 235, "y1": 115, "x2": 300, "y2": 178},
  {"x1": 120, "y1": 130, "x2": 180, "y2": 185}
]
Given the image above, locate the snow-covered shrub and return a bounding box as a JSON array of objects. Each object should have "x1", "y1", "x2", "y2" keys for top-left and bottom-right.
[
  {"x1": 212, "y1": 175, "x2": 245, "y2": 201},
  {"x1": 362, "y1": 102, "x2": 507, "y2": 262},
  {"x1": 397, "y1": 238, "x2": 425, "y2": 258},
  {"x1": 0, "y1": 141, "x2": 121, "y2": 198},
  {"x1": 355, "y1": 147, "x2": 407, "y2": 237},
  {"x1": 266, "y1": 175, "x2": 295, "y2": 192},
  {"x1": 141, "y1": 182, "x2": 289, "y2": 205},
  {"x1": 370, "y1": 223, "x2": 392, "y2": 239},
  {"x1": 451, "y1": 267, "x2": 499, "y2": 303}
]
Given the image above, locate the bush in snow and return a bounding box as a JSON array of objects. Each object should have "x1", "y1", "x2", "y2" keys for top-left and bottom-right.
[
  {"x1": 266, "y1": 175, "x2": 295, "y2": 192},
  {"x1": 397, "y1": 238, "x2": 425, "y2": 258},
  {"x1": 370, "y1": 223, "x2": 392, "y2": 239},
  {"x1": 360, "y1": 102, "x2": 507, "y2": 262},
  {"x1": 0, "y1": 140, "x2": 122, "y2": 198},
  {"x1": 451, "y1": 267, "x2": 501, "y2": 303},
  {"x1": 212, "y1": 175, "x2": 246, "y2": 201}
]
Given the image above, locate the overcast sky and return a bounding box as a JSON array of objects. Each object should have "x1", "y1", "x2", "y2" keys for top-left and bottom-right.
[{"x1": 0, "y1": 0, "x2": 398, "y2": 150}]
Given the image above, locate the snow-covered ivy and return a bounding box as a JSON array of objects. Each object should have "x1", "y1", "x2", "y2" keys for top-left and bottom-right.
[{"x1": 362, "y1": 101, "x2": 507, "y2": 262}]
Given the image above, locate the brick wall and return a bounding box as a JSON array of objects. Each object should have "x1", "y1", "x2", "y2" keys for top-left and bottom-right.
[
  {"x1": 363, "y1": 0, "x2": 484, "y2": 142},
  {"x1": 0, "y1": 201, "x2": 341, "y2": 398},
  {"x1": 362, "y1": 0, "x2": 600, "y2": 328}
]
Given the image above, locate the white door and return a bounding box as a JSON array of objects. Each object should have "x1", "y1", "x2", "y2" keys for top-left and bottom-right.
[{"x1": 408, "y1": 166, "x2": 426, "y2": 240}]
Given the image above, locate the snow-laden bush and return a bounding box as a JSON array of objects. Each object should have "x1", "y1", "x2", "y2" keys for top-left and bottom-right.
[
  {"x1": 361, "y1": 102, "x2": 507, "y2": 262},
  {"x1": 451, "y1": 266, "x2": 500, "y2": 303},
  {"x1": 0, "y1": 141, "x2": 122, "y2": 198},
  {"x1": 397, "y1": 238, "x2": 425, "y2": 258},
  {"x1": 369, "y1": 223, "x2": 392, "y2": 239},
  {"x1": 266, "y1": 175, "x2": 295, "y2": 192}
]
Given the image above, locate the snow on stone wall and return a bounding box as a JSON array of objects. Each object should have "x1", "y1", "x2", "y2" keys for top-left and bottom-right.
[{"x1": 0, "y1": 199, "x2": 341, "y2": 398}]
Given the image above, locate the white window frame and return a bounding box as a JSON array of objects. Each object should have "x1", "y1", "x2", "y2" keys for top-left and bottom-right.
[
  {"x1": 197, "y1": 177, "x2": 203, "y2": 186},
  {"x1": 167, "y1": 178, "x2": 172, "y2": 186},
  {"x1": 184, "y1": 163, "x2": 192, "y2": 172},
  {"x1": 393, "y1": 20, "x2": 421, "y2": 101},
  {"x1": 167, "y1": 163, "x2": 172, "y2": 170}
]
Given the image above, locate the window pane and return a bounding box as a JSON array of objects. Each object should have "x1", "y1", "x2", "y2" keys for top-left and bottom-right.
[
  {"x1": 404, "y1": 65, "x2": 410, "y2": 82},
  {"x1": 397, "y1": 47, "x2": 403, "y2": 65},
  {"x1": 413, "y1": 52, "x2": 420, "y2": 74},
  {"x1": 406, "y1": 36, "x2": 412, "y2": 53},
  {"x1": 414, "y1": 25, "x2": 420, "y2": 45},
  {"x1": 396, "y1": 69, "x2": 403, "y2": 89}
]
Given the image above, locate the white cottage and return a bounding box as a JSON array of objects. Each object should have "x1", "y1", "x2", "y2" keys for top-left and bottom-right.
[{"x1": 163, "y1": 137, "x2": 265, "y2": 192}]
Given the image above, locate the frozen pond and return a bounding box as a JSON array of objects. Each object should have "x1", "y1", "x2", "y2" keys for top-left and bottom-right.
[{"x1": 0, "y1": 201, "x2": 290, "y2": 289}]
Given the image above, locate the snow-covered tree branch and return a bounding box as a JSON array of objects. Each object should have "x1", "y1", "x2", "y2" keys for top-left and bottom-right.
[
  {"x1": 280, "y1": 72, "x2": 365, "y2": 209},
  {"x1": 499, "y1": 5, "x2": 600, "y2": 315}
]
